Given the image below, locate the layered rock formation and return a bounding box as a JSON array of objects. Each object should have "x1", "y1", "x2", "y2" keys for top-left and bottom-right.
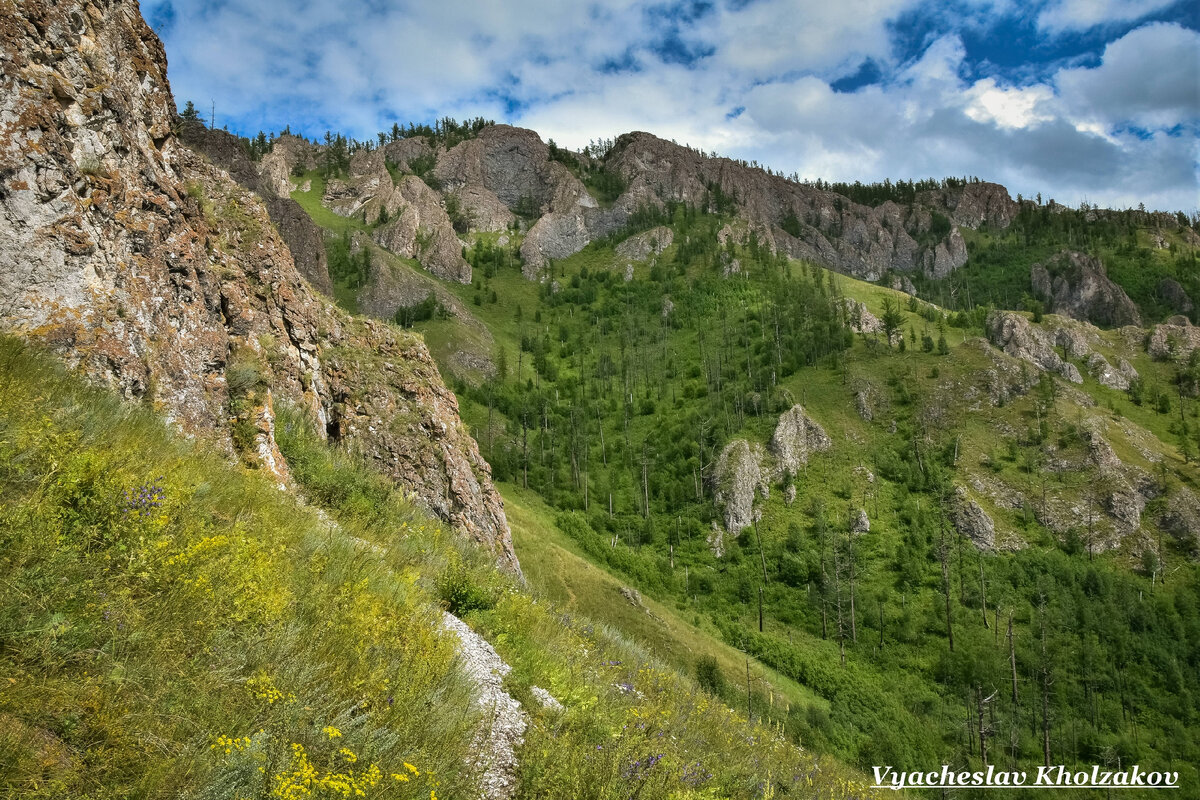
[
  {"x1": 604, "y1": 132, "x2": 994, "y2": 281},
  {"x1": 986, "y1": 311, "x2": 1083, "y2": 384},
  {"x1": 1031, "y1": 251, "x2": 1141, "y2": 328},
  {"x1": 176, "y1": 121, "x2": 333, "y2": 295},
  {"x1": 0, "y1": 0, "x2": 518, "y2": 573},
  {"x1": 769, "y1": 404, "x2": 831, "y2": 475},
  {"x1": 711, "y1": 439, "x2": 768, "y2": 534}
]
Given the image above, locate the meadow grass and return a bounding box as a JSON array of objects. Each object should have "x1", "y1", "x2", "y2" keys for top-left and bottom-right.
[{"x1": 0, "y1": 337, "x2": 887, "y2": 799}]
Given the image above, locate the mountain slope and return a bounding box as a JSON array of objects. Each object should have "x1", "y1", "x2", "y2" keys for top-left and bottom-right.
[{"x1": 0, "y1": 0, "x2": 516, "y2": 571}]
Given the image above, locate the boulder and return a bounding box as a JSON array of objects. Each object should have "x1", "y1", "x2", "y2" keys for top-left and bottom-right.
[
  {"x1": 615, "y1": 226, "x2": 674, "y2": 261},
  {"x1": 1085, "y1": 352, "x2": 1135, "y2": 391},
  {"x1": 950, "y1": 487, "x2": 995, "y2": 549},
  {"x1": 1158, "y1": 278, "x2": 1194, "y2": 315}
]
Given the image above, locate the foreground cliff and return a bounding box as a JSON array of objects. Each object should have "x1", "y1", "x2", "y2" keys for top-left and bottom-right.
[{"x1": 0, "y1": 0, "x2": 517, "y2": 572}]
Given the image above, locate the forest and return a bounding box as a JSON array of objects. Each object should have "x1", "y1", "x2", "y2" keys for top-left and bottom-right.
[{"x1": 430, "y1": 202, "x2": 1200, "y2": 788}]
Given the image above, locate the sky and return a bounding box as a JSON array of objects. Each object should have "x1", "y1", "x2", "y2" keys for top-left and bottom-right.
[{"x1": 143, "y1": 0, "x2": 1199, "y2": 212}]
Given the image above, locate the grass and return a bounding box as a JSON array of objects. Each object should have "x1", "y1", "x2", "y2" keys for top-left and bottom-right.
[
  {"x1": 0, "y1": 337, "x2": 885, "y2": 799},
  {"x1": 289, "y1": 171, "x2": 372, "y2": 236},
  {"x1": 384, "y1": 211, "x2": 1200, "y2": 781},
  {"x1": 502, "y1": 482, "x2": 832, "y2": 714},
  {"x1": 0, "y1": 338, "x2": 480, "y2": 799}
]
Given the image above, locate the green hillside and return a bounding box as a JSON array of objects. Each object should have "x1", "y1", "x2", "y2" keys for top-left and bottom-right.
[
  {"x1": 374, "y1": 205, "x2": 1200, "y2": 792},
  {"x1": 0, "y1": 337, "x2": 880, "y2": 799}
]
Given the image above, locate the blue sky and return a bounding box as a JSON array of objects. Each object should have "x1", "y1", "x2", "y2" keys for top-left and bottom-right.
[{"x1": 144, "y1": 0, "x2": 1199, "y2": 211}]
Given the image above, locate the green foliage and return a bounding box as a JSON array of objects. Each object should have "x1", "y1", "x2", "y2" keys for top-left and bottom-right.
[
  {"x1": 392, "y1": 292, "x2": 445, "y2": 328},
  {"x1": 917, "y1": 205, "x2": 1200, "y2": 325},
  {"x1": 0, "y1": 338, "x2": 877, "y2": 800},
  {"x1": 326, "y1": 231, "x2": 371, "y2": 292}
]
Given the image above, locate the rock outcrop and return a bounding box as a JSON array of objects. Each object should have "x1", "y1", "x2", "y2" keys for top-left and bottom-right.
[
  {"x1": 176, "y1": 120, "x2": 334, "y2": 296},
  {"x1": 441, "y1": 613, "x2": 527, "y2": 800},
  {"x1": 605, "y1": 132, "x2": 994, "y2": 281},
  {"x1": 1157, "y1": 486, "x2": 1200, "y2": 554},
  {"x1": 1158, "y1": 278, "x2": 1194, "y2": 316},
  {"x1": 1031, "y1": 251, "x2": 1142, "y2": 328},
  {"x1": 0, "y1": 0, "x2": 518, "y2": 573},
  {"x1": 1085, "y1": 352, "x2": 1137, "y2": 391},
  {"x1": 369, "y1": 175, "x2": 472, "y2": 283},
  {"x1": 919, "y1": 182, "x2": 1020, "y2": 230},
  {"x1": 986, "y1": 312, "x2": 1083, "y2": 384},
  {"x1": 1147, "y1": 319, "x2": 1200, "y2": 361},
  {"x1": 950, "y1": 487, "x2": 996, "y2": 549},
  {"x1": 711, "y1": 439, "x2": 767, "y2": 534},
  {"x1": 615, "y1": 226, "x2": 673, "y2": 261},
  {"x1": 769, "y1": 405, "x2": 831, "y2": 475}
]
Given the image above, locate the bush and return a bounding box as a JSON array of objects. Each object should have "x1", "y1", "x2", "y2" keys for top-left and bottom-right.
[{"x1": 695, "y1": 655, "x2": 726, "y2": 695}]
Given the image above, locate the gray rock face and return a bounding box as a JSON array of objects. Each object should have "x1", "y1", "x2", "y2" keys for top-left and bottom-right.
[
  {"x1": 258, "y1": 133, "x2": 319, "y2": 195},
  {"x1": 950, "y1": 487, "x2": 995, "y2": 549},
  {"x1": 986, "y1": 311, "x2": 1083, "y2": 384},
  {"x1": 370, "y1": 176, "x2": 472, "y2": 283},
  {"x1": 711, "y1": 439, "x2": 768, "y2": 534},
  {"x1": 0, "y1": 0, "x2": 519, "y2": 574},
  {"x1": 615, "y1": 226, "x2": 674, "y2": 261},
  {"x1": 851, "y1": 509, "x2": 870, "y2": 534},
  {"x1": 890, "y1": 274, "x2": 918, "y2": 295},
  {"x1": 519, "y1": 201, "x2": 634, "y2": 277},
  {"x1": 1158, "y1": 278, "x2": 1194, "y2": 315},
  {"x1": 176, "y1": 124, "x2": 333, "y2": 295},
  {"x1": 1157, "y1": 486, "x2": 1200, "y2": 553},
  {"x1": 434, "y1": 125, "x2": 587, "y2": 215},
  {"x1": 454, "y1": 185, "x2": 516, "y2": 232},
  {"x1": 381, "y1": 137, "x2": 434, "y2": 172},
  {"x1": 1086, "y1": 352, "x2": 1136, "y2": 391},
  {"x1": 606, "y1": 132, "x2": 975, "y2": 282},
  {"x1": 935, "y1": 182, "x2": 1020, "y2": 230},
  {"x1": 1147, "y1": 320, "x2": 1200, "y2": 360},
  {"x1": 924, "y1": 227, "x2": 968, "y2": 279},
  {"x1": 769, "y1": 405, "x2": 831, "y2": 475},
  {"x1": 1031, "y1": 251, "x2": 1142, "y2": 328},
  {"x1": 1052, "y1": 325, "x2": 1093, "y2": 360}
]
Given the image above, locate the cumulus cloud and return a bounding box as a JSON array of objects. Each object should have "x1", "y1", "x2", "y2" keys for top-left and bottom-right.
[
  {"x1": 1037, "y1": 0, "x2": 1180, "y2": 33},
  {"x1": 144, "y1": 0, "x2": 1199, "y2": 211},
  {"x1": 1056, "y1": 22, "x2": 1200, "y2": 129}
]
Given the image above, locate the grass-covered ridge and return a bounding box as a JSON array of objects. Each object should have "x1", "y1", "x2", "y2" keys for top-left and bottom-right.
[
  {"x1": 378, "y1": 204, "x2": 1200, "y2": 786},
  {"x1": 0, "y1": 337, "x2": 882, "y2": 799}
]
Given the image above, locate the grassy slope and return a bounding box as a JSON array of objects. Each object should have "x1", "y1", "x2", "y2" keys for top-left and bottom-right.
[
  {"x1": 0, "y1": 337, "x2": 883, "y2": 799},
  {"x1": 287, "y1": 184, "x2": 1199, "y2": 790},
  {"x1": 418, "y1": 222, "x2": 1199, "y2": 786},
  {"x1": 503, "y1": 482, "x2": 832, "y2": 716}
]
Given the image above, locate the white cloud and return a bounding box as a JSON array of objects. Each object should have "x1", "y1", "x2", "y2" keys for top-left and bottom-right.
[
  {"x1": 964, "y1": 79, "x2": 1056, "y2": 129},
  {"x1": 1055, "y1": 22, "x2": 1200, "y2": 129},
  {"x1": 144, "y1": 0, "x2": 1200, "y2": 211},
  {"x1": 1038, "y1": 0, "x2": 1180, "y2": 33}
]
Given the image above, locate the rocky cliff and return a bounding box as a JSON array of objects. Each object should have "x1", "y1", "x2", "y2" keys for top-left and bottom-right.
[
  {"x1": 176, "y1": 120, "x2": 334, "y2": 296},
  {"x1": 1031, "y1": 251, "x2": 1142, "y2": 328},
  {"x1": 0, "y1": 0, "x2": 519, "y2": 573},
  {"x1": 287, "y1": 123, "x2": 1002, "y2": 286}
]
